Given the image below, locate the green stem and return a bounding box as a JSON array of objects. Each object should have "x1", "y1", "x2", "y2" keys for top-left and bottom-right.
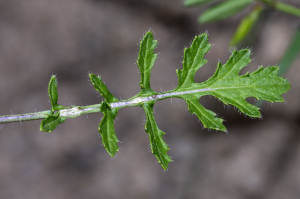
[
  {"x1": 0, "y1": 104, "x2": 102, "y2": 124},
  {"x1": 0, "y1": 110, "x2": 51, "y2": 124},
  {"x1": 257, "y1": 0, "x2": 300, "y2": 17},
  {"x1": 0, "y1": 88, "x2": 213, "y2": 124}
]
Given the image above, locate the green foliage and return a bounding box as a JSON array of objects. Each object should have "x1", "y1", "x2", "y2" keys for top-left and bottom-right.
[
  {"x1": 176, "y1": 34, "x2": 211, "y2": 88},
  {"x1": 86, "y1": 31, "x2": 289, "y2": 169},
  {"x1": 137, "y1": 32, "x2": 158, "y2": 94},
  {"x1": 230, "y1": 5, "x2": 263, "y2": 47},
  {"x1": 185, "y1": 0, "x2": 300, "y2": 48},
  {"x1": 143, "y1": 102, "x2": 172, "y2": 170},
  {"x1": 11, "y1": 31, "x2": 289, "y2": 169},
  {"x1": 40, "y1": 75, "x2": 65, "y2": 132},
  {"x1": 199, "y1": 0, "x2": 254, "y2": 23},
  {"x1": 48, "y1": 75, "x2": 59, "y2": 113},
  {"x1": 40, "y1": 112, "x2": 65, "y2": 132},
  {"x1": 184, "y1": 0, "x2": 216, "y2": 7}
]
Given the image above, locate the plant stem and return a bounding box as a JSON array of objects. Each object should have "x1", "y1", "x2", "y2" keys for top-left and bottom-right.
[
  {"x1": 0, "y1": 88, "x2": 214, "y2": 124},
  {"x1": 0, "y1": 104, "x2": 102, "y2": 124},
  {"x1": 0, "y1": 111, "x2": 50, "y2": 124}
]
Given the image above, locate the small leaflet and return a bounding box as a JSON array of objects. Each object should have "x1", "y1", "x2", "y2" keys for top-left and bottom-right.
[
  {"x1": 98, "y1": 102, "x2": 119, "y2": 157},
  {"x1": 136, "y1": 32, "x2": 157, "y2": 94},
  {"x1": 89, "y1": 74, "x2": 118, "y2": 103},
  {"x1": 90, "y1": 74, "x2": 120, "y2": 157},
  {"x1": 40, "y1": 112, "x2": 65, "y2": 132},
  {"x1": 38, "y1": 31, "x2": 290, "y2": 170},
  {"x1": 40, "y1": 76, "x2": 65, "y2": 132},
  {"x1": 230, "y1": 6, "x2": 264, "y2": 47},
  {"x1": 184, "y1": 0, "x2": 216, "y2": 7},
  {"x1": 137, "y1": 32, "x2": 171, "y2": 169},
  {"x1": 176, "y1": 33, "x2": 211, "y2": 88},
  {"x1": 48, "y1": 75, "x2": 64, "y2": 112},
  {"x1": 184, "y1": 96, "x2": 226, "y2": 131},
  {"x1": 198, "y1": 50, "x2": 290, "y2": 116},
  {"x1": 143, "y1": 103, "x2": 172, "y2": 170}
]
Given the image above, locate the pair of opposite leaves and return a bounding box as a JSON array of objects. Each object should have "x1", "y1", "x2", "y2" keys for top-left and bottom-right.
[{"x1": 41, "y1": 31, "x2": 290, "y2": 170}]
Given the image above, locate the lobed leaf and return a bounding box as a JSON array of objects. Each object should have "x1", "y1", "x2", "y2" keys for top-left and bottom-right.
[
  {"x1": 137, "y1": 31, "x2": 158, "y2": 94},
  {"x1": 175, "y1": 35, "x2": 290, "y2": 132},
  {"x1": 99, "y1": 102, "x2": 119, "y2": 157},
  {"x1": 90, "y1": 74, "x2": 120, "y2": 157},
  {"x1": 48, "y1": 76, "x2": 58, "y2": 108},
  {"x1": 143, "y1": 103, "x2": 172, "y2": 170},
  {"x1": 181, "y1": 95, "x2": 226, "y2": 131},
  {"x1": 40, "y1": 112, "x2": 65, "y2": 132},
  {"x1": 198, "y1": 0, "x2": 254, "y2": 23}
]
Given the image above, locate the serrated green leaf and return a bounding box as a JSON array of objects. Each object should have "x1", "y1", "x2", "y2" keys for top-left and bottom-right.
[
  {"x1": 200, "y1": 50, "x2": 290, "y2": 116},
  {"x1": 137, "y1": 31, "x2": 157, "y2": 94},
  {"x1": 199, "y1": 0, "x2": 254, "y2": 23},
  {"x1": 184, "y1": 0, "x2": 217, "y2": 7},
  {"x1": 176, "y1": 34, "x2": 290, "y2": 131},
  {"x1": 99, "y1": 101, "x2": 119, "y2": 157},
  {"x1": 182, "y1": 95, "x2": 226, "y2": 131},
  {"x1": 40, "y1": 112, "x2": 65, "y2": 132},
  {"x1": 89, "y1": 73, "x2": 118, "y2": 103},
  {"x1": 176, "y1": 33, "x2": 211, "y2": 88},
  {"x1": 143, "y1": 103, "x2": 172, "y2": 170},
  {"x1": 230, "y1": 6, "x2": 263, "y2": 47}
]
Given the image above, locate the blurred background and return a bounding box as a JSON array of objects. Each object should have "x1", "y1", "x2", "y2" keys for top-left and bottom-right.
[{"x1": 0, "y1": 0, "x2": 299, "y2": 198}]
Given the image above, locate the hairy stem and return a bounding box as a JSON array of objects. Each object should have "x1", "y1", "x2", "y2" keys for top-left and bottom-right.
[{"x1": 0, "y1": 88, "x2": 213, "y2": 124}]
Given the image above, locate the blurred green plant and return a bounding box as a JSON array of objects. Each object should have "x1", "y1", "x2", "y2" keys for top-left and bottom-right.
[
  {"x1": 184, "y1": 0, "x2": 300, "y2": 75},
  {"x1": 279, "y1": 26, "x2": 300, "y2": 76}
]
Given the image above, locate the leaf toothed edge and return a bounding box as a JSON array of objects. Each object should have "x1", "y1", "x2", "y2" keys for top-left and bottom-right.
[
  {"x1": 143, "y1": 102, "x2": 172, "y2": 170},
  {"x1": 175, "y1": 34, "x2": 290, "y2": 132}
]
